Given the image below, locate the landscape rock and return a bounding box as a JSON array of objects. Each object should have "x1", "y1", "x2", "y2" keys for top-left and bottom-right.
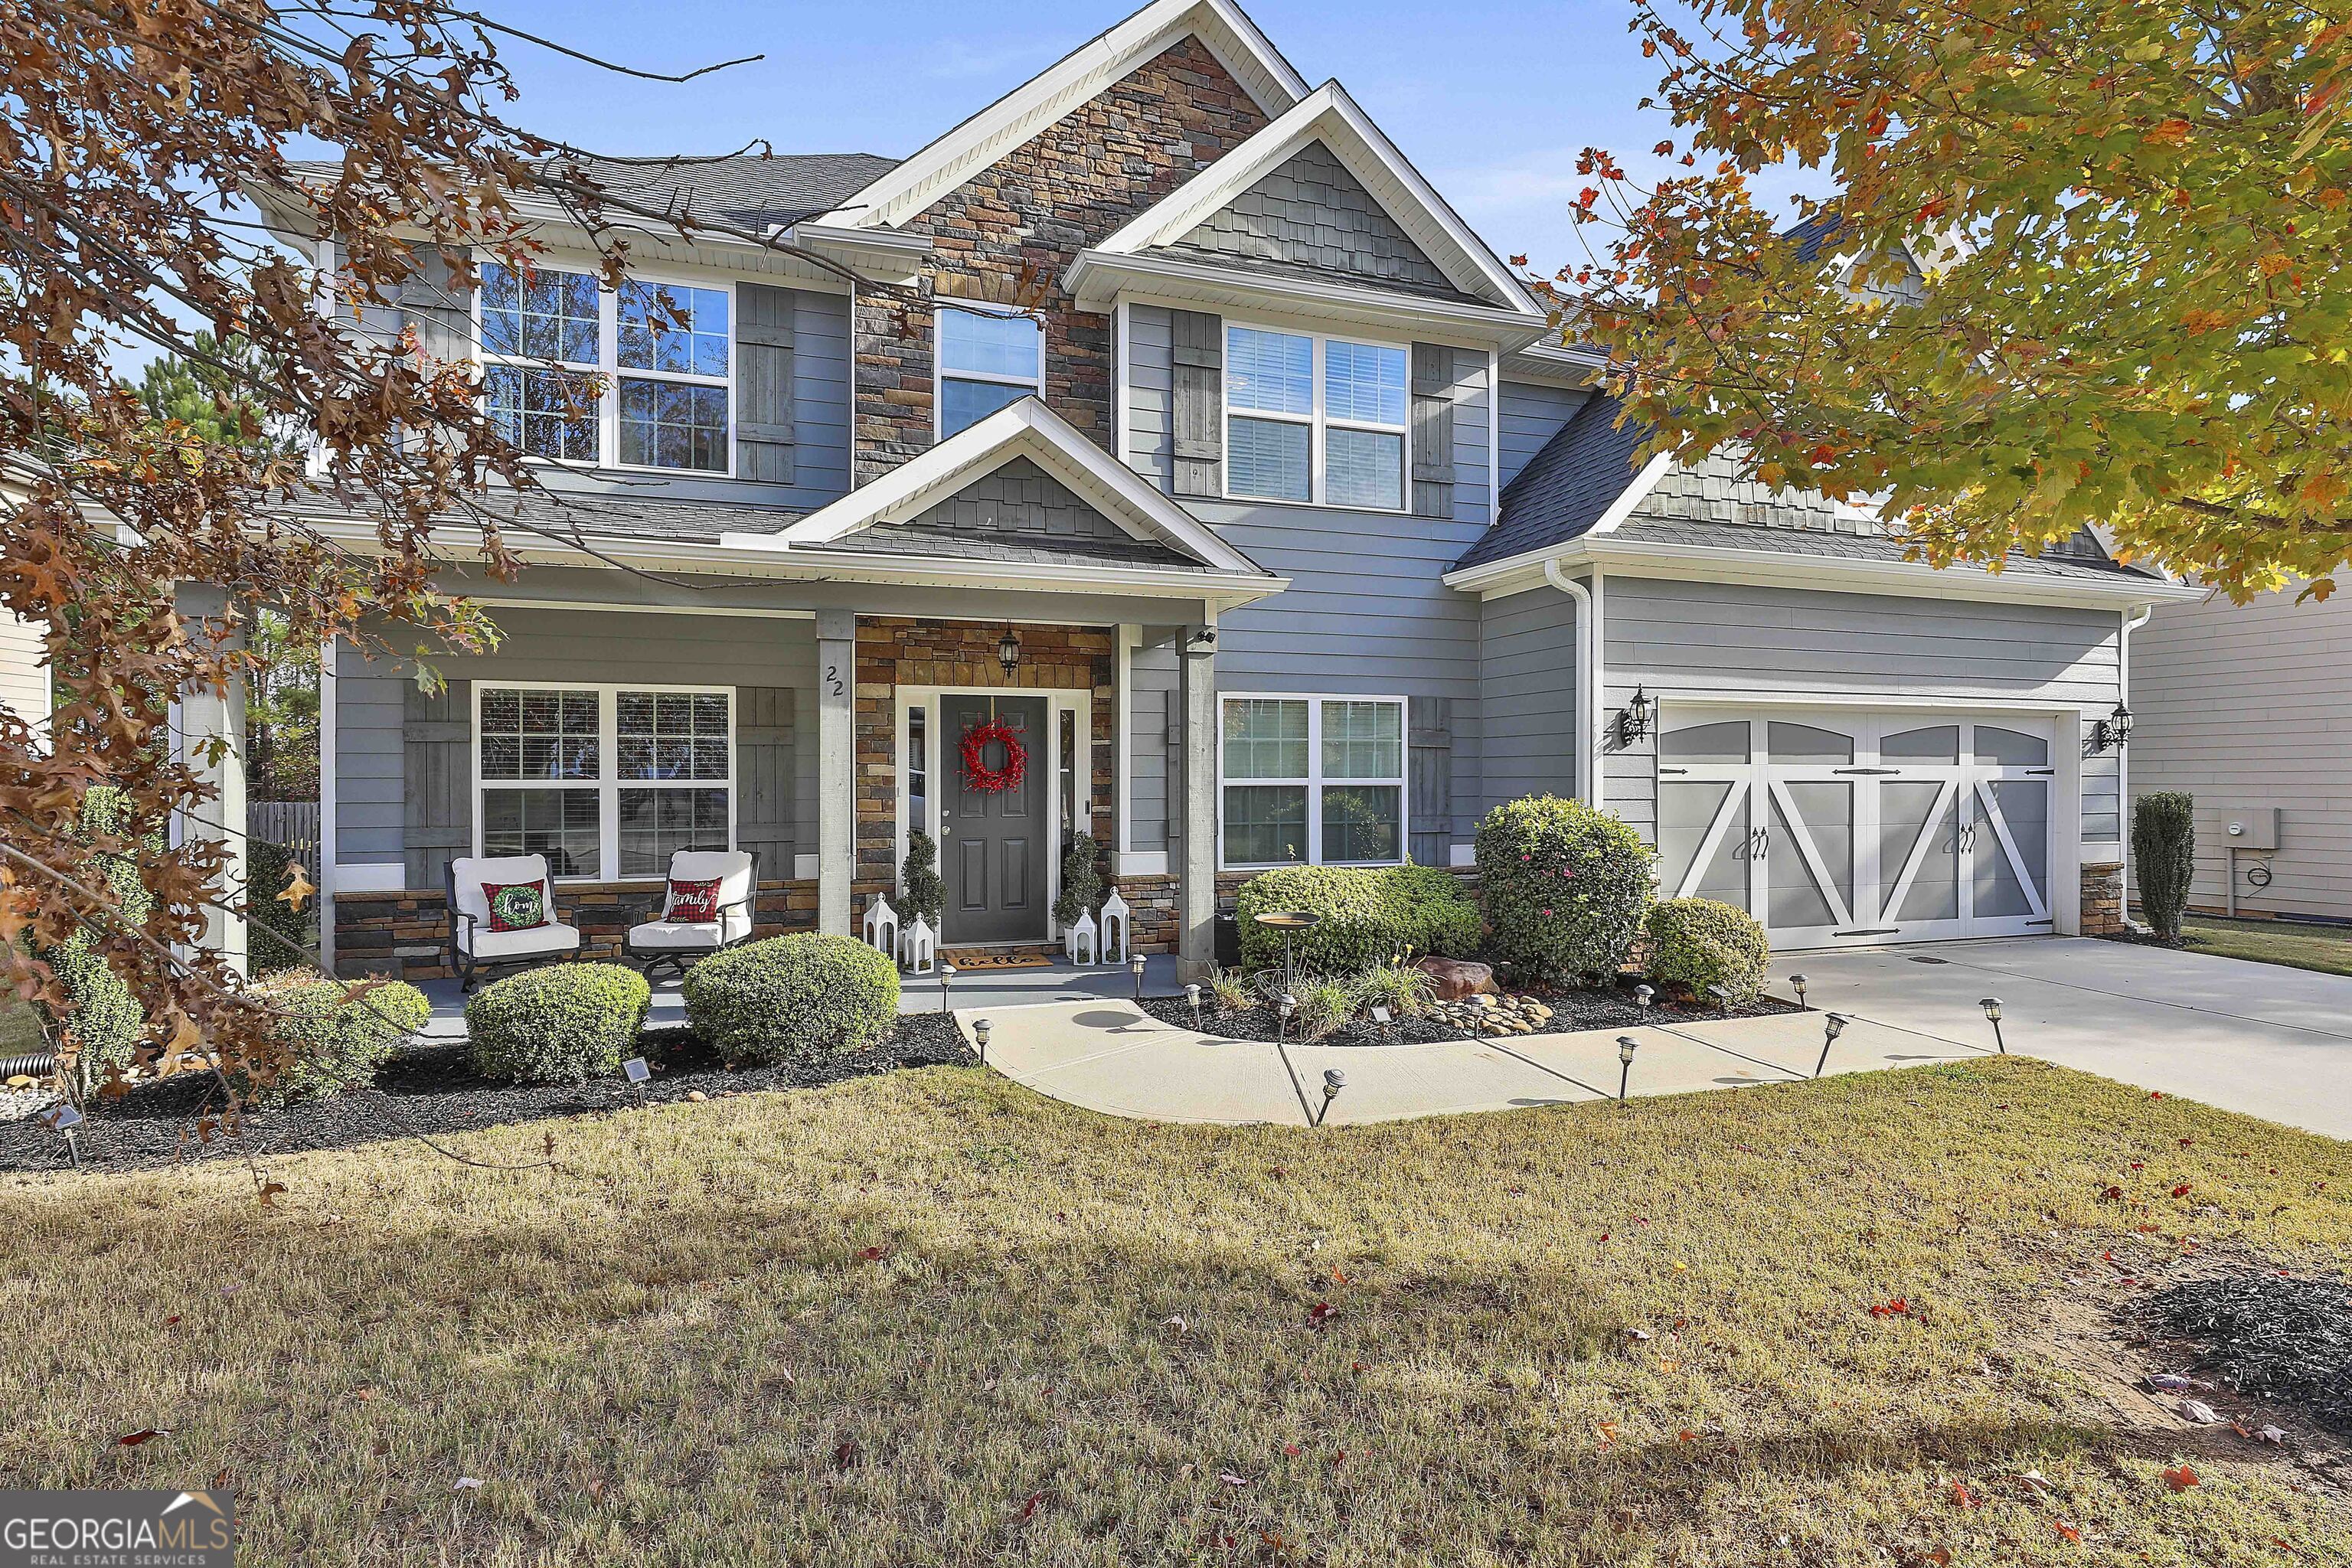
[{"x1": 1416, "y1": 958, "x2": 1498, "y2": 1000}]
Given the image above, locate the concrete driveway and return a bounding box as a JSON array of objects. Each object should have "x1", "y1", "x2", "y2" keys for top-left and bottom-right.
[{"x1": 1775, "y1": 937, "x2": 2352, "y2": 1139}]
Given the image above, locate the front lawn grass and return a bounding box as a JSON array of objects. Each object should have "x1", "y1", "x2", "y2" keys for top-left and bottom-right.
[
  {"x1": 2184, "y1": 914, "x2": 2352, "y2": 978},
  {"x1": 4, "y1": 1058, "x2": 2348, "y2": 1565}
]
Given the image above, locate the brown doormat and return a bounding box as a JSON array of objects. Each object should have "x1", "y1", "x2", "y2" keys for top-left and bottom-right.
[{"x1": 939, "y1": 949, "x2": 1057, "y2": 971}]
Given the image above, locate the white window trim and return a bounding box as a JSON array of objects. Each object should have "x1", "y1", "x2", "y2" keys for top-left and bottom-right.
[
  {"x1": 474, "y1": 263, "x2": 737, "y2": 479},
  {"x1": 933, "y1": 303, "x2": 1044, "y2": 441},
  {"x1": 1217, "y1": 693, "x2": 1410, "y2": 871},
  {"x1": 1220, "y1": 321, "x2": 1411, "y2": 514},
  {"x1": 472, "y1": 680, "x2": 737, "y2": 884}
]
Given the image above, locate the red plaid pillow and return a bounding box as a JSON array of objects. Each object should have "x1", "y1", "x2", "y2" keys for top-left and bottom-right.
[
  {"x1": 666, "y1": 877, "x2": 723, "y2": 923},
  {"x1": 483, "y1": 879, "x2": 550, "y2": 933}
]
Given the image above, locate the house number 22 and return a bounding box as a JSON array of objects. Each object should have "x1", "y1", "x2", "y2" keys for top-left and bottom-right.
[{"x1": 825, "y1": 664, "x2": 844, "y2": 697}]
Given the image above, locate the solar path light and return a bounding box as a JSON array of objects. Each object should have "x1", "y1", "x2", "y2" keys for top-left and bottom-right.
[
  {"x1": 972, "y1": 1018, "x2": 991, "y2": 1065},
  {"x1": 1815, "y1": 1013, "x2": 1848, "y2": 1079},
  {"x1": 937, "y1": 962, "x2": 956, "y2": 1015},
  {"x1": 1980, "y1": 998, "x2": 2007, "y2": 1054},
  {"x1": 1316, "y1": 1069, "x2": 1346, "y2": 1127},
  {"x1": 1132, "y1": 953, "x2": 1148, "y2": 1001},
  {"x1": 1616, "y1": 1035, "x2": 1639, "y2": 1102},
  {"x1": 1788, "y1": 973, "x2": 1809, "y2": 1011}
]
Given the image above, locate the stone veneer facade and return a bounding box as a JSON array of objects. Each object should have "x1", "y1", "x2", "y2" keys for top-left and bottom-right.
[
  {"x1": 852, "y1": 38, "x2": 1271, "y2": 482},
  {"x1": 333, "y1": 882, "x2": 816, "y2": 982},
  {"x1": 2080, "y1": 861, "x2": 2125, "y2": 938}
]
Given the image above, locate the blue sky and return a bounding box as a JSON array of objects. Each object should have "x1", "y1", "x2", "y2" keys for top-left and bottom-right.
[{"x1": 459, "y1": 0, "x2": 1819, "y2": 279}]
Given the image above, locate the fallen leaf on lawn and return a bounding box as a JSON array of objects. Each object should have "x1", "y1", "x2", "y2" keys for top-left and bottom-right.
[
  {"x1": 1350, "y1": 1361, "x2": 1366, "y2": 1374},
  {"x1": 2177, "y1": 1399, "x2": 2220, "y2": 1425},
  {"x1": 1331, "y1": 1449, "x2": 1347, "y2": 1465},
  {"x1": 2150, "y1": 1090, "x2": 2165, "y2": 1099},
  {"x1": 2053, "y1": 1518, "x2": 2082, "y2": 1543},
  {"x1": 1328, "y1": 1266, "x2": 1348, "y2": 1284},
  {"x1": 1218, "y1": 1472, "x2": 1250, "y2": 1487},
  {"x1": 164, "y1": 1315, "x2": 181, "y2": 1326},
  {"x1": 452, "y1": 1477, "x2": 483, "y2": 1491},
  {"x1": 1308, "y1": 1302, "x2": 1336, "y2": 1325},
  {"x1": 2171, "y1": 1184, "x2": 2194, "y2": 1199},
  {"x1": 1596, "y1": 1420, "x2": 1620, "y2": 1446},
  {"x1": 354, "y1": 1387, "x2": 378, "y2": 1402},
  {"x1": 1015, "y1": 1491, "x2": 1044, "y2": 1522},
  {"x1": 1282, "y1": 1443, "x2": 1301, "y2": 1457},
  {"x1": 1626, "y1": 1328, "x2": 1652, "y2": 1342},
  {"x1": 855, "y1": 1246, "x2": 890, "y2": 1262},
  {"x1": 1677, "y1": 1430, "x2": 1698, "y2": 1442},
  {"x1": 257, "y1": 1181, "x2": 286, "y2": 1207},
  {"x1": 116, "y1": 1428, "x2": 168, "y2": 1446},
  {"x1": 2164, "y1": 1464, "x2": 2200, "y2": 1491},
  {"x1": 1163, "y1": 1315, "x2": 1187, "y2": 1334},
  {"x1": 2148, "y1": 1372, "x2": 2208, "y2": 1393},
  {"x1": 2257, "y1": 1424, "x2": 2288, "y2": 1444},
  {"x1": 833, "y1": 1440, "x2": 861, "y2": 1472},
  {"x1": 1949, "y1": 1480, "x2": 1980, "y2": 1508},
  {"x1": 1671, "y1": 1261, "x2": 1689, "y2": 1272}
]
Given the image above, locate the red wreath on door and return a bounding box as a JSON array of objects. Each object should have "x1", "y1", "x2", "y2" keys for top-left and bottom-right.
[{"x1": 958, "y1": 717, "x2": 1029, "y2": 794}]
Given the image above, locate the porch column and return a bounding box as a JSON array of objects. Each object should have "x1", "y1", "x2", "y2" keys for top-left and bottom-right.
[
  {"x1": 1178, "y1": 621, "x2": 1217, "y2": 981},
  {"x1": 174, "y1": 584, "x2": 249, "y2": 975},
  {"x1": 815, "y1": 608, "x2": 857, "y2": 936}
]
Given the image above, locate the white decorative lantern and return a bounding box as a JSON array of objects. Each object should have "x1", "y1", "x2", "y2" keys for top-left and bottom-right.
[
  {"x1": 902, "y1": 914, "x2": 936, "y2": 975},
  {"x1": 861, "y1": 894, "x2": 900, "y2": 959},
  {"x1": 1099, "y1": 887, "x2": 1132, "y2": 965},
  {"x1": 1065, "y1": 908, "x2": 1099, "y2": 966}
]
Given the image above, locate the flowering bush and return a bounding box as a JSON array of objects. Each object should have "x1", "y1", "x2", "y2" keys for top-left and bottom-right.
[{"x1": 1473, "y1": 795, "x2": 1655, "y2": 985}]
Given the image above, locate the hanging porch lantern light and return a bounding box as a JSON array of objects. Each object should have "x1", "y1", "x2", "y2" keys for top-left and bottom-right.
[{"x1": 997, "y1": 626, "x2": 1023, "y2": 677}]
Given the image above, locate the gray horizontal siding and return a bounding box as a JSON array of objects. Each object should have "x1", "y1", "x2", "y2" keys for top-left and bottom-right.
[
  {"x1": 1498, "y1": 381, "x2": 1588, "y2": 489},
  {"x1": 1596, "y1": 577, "x2": 2123, "y2": 842},
  {"x1": 1128, "y1": 632, "x2": 1181, "y2": 856},
  {"x1": 332, "y1": 606, "x2": 817, "y2": 882},
  {"x1": 1478, "y1": 583, "x2": 1579, "y2": 812},
  {"x1": 2131, "y1": 585, "x2": 2352, "y2": 920},
  {"x1": 1125, "y1": 305, "x2": 1175, "y2": 492},
  {"x1": 1194, "y1": 498, "x2": 1485, "y2": 848}
]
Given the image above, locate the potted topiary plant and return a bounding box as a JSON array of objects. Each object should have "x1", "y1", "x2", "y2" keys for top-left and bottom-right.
[
  {"x1": 900, "y1": 829, "x2": 945, "y2": 928},
  {"x1": 1054, "y1": 832, "x2": 1102, "y2": 933}
]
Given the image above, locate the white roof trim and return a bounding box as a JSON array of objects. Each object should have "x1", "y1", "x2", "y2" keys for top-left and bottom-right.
[
  {"x1": 1585, "y1": 451, "x2": 1675, "y2": 538},
  {"x1": 1089, "y1": 81, "x2": 1539, "y2": 314},
  {"x1": 815, "y1": 0, "x2": 1308, "y2": 231},
  {"x1": 735, "y1": 397, "x2": 1268, "y2": 578}
]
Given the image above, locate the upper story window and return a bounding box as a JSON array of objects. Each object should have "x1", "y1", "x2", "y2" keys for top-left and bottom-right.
[
  {"x1": 1224, "y1": 326, "x2": 1408, "y2": 511},
  {"x1": 479, "y1": 263, "x2": 735, "y2": 475},
  {"x1": 937, "y1": 306, "x2": 1042, "y2": 438}
]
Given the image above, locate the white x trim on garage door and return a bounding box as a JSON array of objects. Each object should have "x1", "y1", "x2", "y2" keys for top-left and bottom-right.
[{"x1": 1656, "y1": 708, "x2": 2060, "y2": 949}]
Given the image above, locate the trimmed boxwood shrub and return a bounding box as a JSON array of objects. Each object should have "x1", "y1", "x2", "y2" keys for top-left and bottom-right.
[
  {"x1": 2134, "y1": 791, "x2": 2196, "y2": 945},
  {"x1": 465, "y1": 963, "x2": 649, "y2": 1084},
  {"x1": 1475, "y1": 795, "x2": 1655, "y2": 985},
  {"x1": 36, "y1": 787, "x2": 154, "y2": 1084},
  {"x1": 681, "y1": 933, "x2": 900, "y2": 1065},
  {"x1": 246, "y1": 837, "x2": 318, "y2": 972},
  {"x1": 237, "y1": 969, "x2": 429, "y2": 1104},
  {"x1": 1645, "y1": 897, "x2": 1771, "y2": 1004},
  {"x1": 1233, "y1": 863, "x2": 1481, "y2": 975}
]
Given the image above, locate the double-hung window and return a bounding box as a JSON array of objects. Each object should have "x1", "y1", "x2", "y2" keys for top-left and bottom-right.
[
  {"x1": 478, "y1": 263, "x2": 734, "y2": 473},
  {"x1": 481, "y1": 263, "x2": 602, "y2": 461},
  {"x1": 1219, "y1": 695, "x2": 1407, "y2": 867},
  {"x1": 936, "y1": 306, "x2": 1043, "y2": 437},
  {"x1": 616, "y1": 280, "x2": 730, "y2": 472},
  {"x1": 478, "y1": 684, "x2": 733, "y2": 881},
  {"x1": 1224, "y1": 327, "x2": 1409, "y2": 511}
]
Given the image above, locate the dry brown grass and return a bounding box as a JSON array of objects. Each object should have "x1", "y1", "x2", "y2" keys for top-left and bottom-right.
[{"x1": 4, "y1": 1057, "x2": 2349, "y2": 1566}]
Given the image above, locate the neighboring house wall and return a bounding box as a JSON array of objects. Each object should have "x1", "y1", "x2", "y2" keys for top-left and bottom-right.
[
  {"x1": 852, "y1": 37, "x2": 1272, "y2": 482},
  {"x1": 1197, "y1": 498, "x2": 1486, "y2": 859},
  {"x1": 0, "y1": 610, "x2": 48, "y2": 733},
  {"x1": 2131, "y1": 586, "x2": 2352, "y2": 921},
  {"x1": 1497, "y1": 381, "x2": 1588, "y2": 490},
  {"x1": 1596, "y1": 577, "x2": 2125, "y2": 848}
]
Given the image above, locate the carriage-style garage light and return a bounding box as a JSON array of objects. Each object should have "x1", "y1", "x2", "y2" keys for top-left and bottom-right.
[
  {"x1": 2089, "y1": 701, "x2": 2133, "y2": 753},
  {"x1": 997, "y1": 626, "x2": 1023, "y2": 676},
  {"x1": 1613, "y1": 687, "x2": 1655, "y2": 748}
]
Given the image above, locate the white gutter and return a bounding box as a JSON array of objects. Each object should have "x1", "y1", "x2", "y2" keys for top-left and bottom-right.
[
  {"x1": 2117, "y1": 602, "x2": 2156, "y2": 921},
  {"x1": 1542, "y1": 558, "x2": 1602, "y2": 806}
]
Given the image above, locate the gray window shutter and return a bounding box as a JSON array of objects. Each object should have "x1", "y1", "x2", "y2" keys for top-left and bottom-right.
[
  {"x1": 1408, "y1": 695, "x2": 1452, "y2": 867},
  {"x1": 402, "y1": 678, "x2": 472, "y2": 891},
  {"x1": 1171, "y1": 309, "x2": 1223, "y2": 498},
  {"x1": 1411, "y1": 343, "x2": 1457, "y2": 518},
  {"x1": 735, "y1": 686, "x2": 796, "y2": 886},
  {"x1": 737, "y1": 283, "x2": 797, "y2": 484},
  {"x1": 397, "y1": 247, "x2": 475, "y2": 367}
]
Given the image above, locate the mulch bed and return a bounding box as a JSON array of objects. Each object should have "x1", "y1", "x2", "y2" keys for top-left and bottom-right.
[
  {"x1": 2140, "y1": 1271, "x2": 2352, "y2": 1438},
  {"x1": 0, "y1": 1014, "x2": 972, "y2": 1175},
  {"x1": 1137, "y1": 978, "x2": 1796, "y2": 1049}
]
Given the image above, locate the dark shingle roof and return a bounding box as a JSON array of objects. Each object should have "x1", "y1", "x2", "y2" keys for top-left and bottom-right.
[
  {"x1": 1450, "y1": 392, "x2": 1651, "y2": 572},
  {"x1": 289, "y1": 151, "x2": 897, "y2": 232},
  {"x1": 1782, "y1": 210, "x2": 1846, "y2": 265}
]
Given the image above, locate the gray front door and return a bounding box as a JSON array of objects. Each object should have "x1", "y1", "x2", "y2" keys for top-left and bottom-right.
[{"x1": 941, "y1": 694, "x2": 1049, "y2": 944}]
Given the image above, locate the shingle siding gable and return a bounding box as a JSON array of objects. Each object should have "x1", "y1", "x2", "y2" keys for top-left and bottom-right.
[{"x1": 1161, "y1": 140, "x2": 1465, "y2": 299}]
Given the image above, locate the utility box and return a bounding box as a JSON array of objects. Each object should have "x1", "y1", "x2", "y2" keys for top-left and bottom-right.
[{"x1": 2208, "y1": 805, "x2": 2282, "y2": 851}]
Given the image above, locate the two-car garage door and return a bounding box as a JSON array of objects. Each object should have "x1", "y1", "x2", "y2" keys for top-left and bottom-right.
[{"x1": 1656, "y1": 708, "x2": 2058, "y2": 949}]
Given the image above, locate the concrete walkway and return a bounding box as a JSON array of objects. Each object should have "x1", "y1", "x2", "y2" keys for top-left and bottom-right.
[
  {"x1": 1776, "y1": 937, "x2": 2352, "y2": 1139},
  {"x1": 957, "y1": 1001, "x2": 1967, "y2": 1126}
]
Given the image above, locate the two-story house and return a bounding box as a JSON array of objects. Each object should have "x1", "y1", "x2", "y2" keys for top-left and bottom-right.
[{"x1": 247, "y1": 0, "x2": 2195, "y2": 982}]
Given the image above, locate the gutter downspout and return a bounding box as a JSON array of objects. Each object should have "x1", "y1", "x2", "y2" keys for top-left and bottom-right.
[
  {"x1": 2117, "y1": 603, "x2": 2154, "y2": 925},
  {"x1": 1543, "y1": 558, "x2": 1602, "y2": 806}
]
